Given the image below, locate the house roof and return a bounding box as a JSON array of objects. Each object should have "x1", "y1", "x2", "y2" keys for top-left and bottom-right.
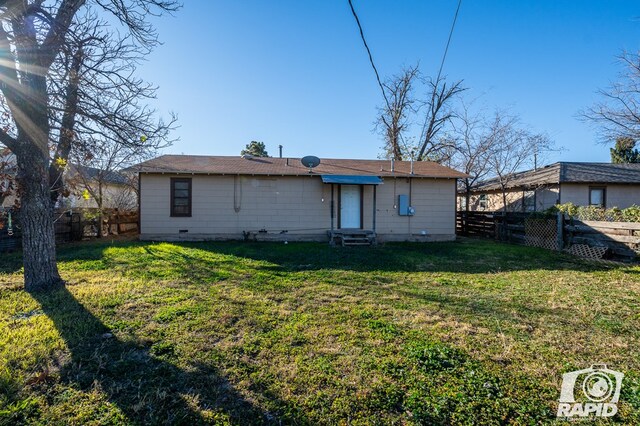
[
  {"x1": 129, "y1": 155, "x2": 467, "y2": 179},
  {"x1": 0, "y1": 150, "x2": 129, "y2": 186},
  {"x1": 68, "y1": 164, "x2": 130, "y2": 186},
  {"x1": 469, "y1": 162, "x2": 640, "y2": 192}
]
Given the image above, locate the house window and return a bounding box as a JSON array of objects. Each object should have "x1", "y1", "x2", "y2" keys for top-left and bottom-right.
[
  {"x1": 171, "y1": 178, "x2": 192, "y2": 217},
  {"x1": 523, "y1": 190, "x2": 536, "y2": 212},
  {"x1": 479, "y1": 194, "x2": 488, "y2": 209},
  {"x1": 589, "y1": 186, "x2": 606, "y2": 208}
]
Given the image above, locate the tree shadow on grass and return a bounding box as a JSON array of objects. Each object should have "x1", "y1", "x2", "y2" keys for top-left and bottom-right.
[
  {"x1": 30, "y1": 286, "x2": 295, "y2": 425},
  {"x1": 0, "y1": 250, "x2": 23, "y2": 275},
  {"x1": 177, "y1": 239, "x2": 618, "y2": 275},
  {"x1": 0, "y1": 239, "x2": 623, "y2": 278}
]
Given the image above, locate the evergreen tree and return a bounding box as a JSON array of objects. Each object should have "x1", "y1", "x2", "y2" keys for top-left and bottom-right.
[
  {"x1": 610, "y1": 137, "x2": 640, "y2": 163},
  {"x1": 241, "y1": 141, "x2": 269, "y2": 157}
]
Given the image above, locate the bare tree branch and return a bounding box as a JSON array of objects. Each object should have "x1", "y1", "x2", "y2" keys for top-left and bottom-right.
[
  {"x1": 484, "y1": 111, "x2": 554, "y2": 211},
  {"x1": 416, "y1": 76, "x2": 466, "y2": 161},
  {"x1": 582, "y1": 51, "x2": 640, "y2": 143},
  {"x1": 375, "y1": 64, "x2": 419, "y2": 160}
]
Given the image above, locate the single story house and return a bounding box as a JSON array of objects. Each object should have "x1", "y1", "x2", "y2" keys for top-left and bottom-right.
[
  {"x1": 460, "y1": 162, "x2": 640, "y2": 212},
  {"x1": 132, "y1": 155, "x2": 467, "y2": 244}
]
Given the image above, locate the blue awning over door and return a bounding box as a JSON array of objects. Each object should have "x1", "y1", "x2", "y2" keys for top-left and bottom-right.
[{"x1": 320, "y1": 175, "x2": 383, "y2": 185}]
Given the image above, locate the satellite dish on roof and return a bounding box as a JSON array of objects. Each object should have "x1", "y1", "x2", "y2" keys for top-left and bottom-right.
[{"x1": 301, "y1": 155, "x2": 321, "y2": 173}]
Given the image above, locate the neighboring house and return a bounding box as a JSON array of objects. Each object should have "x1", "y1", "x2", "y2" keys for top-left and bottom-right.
[
  {"x1": 131, "y1": 155, "x2": 467, "y2": 243},
  {"x1": 0, "y1": 148, "x2": 17, "y2": 208},
  {"x1": 61, "y1": 164, "x2": 136, "y2": 210},
  {"x1": 460, "y1": 162, "x2": 640, "y2": 212},
  {"x1": 0, "y1": 149, "x2": 135, "y2": 210}
]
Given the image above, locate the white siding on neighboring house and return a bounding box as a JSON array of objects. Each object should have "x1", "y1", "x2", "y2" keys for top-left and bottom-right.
[
  {"x1": 1, "y1": 194, "x2": 16, "y2": 209},
  {"x1": 57, "y1": 182, "x2": 136, "y2": 210},
  {"x1": 3, "y1": 183, "x2": 134, "y2": 210},
  {"x1": 140, "y1": 174, "x2": 457, "y2": 242}
]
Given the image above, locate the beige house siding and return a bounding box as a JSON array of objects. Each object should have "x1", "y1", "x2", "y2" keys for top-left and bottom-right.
[
  {"x1": 140, "y1": 174, "x2": 457, "y2": 242},
  {"x1": 462, "y1": 183, "x2": 640, "y2": 212},
  {"x1": 461, "y1": 185, "x2": 559, "y2": 212},
  {"x1": 560, "y1": 183, "x2": 640, "y2": 208},
  {"x1": 536, "y1": 186, "x2": 561, "y2": 210},
  {"x1": 364, "y1": 178, "x2": 456, "y2": 241}
]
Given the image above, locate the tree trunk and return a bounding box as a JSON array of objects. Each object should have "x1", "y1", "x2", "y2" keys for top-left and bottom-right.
[
  {"x1": 97, "y1": 211, "x2": 104, "y2": 238},
  {"x1": 464, "y1": 180, "x2": 471, "y2": 212},
  {"x1": 15, "y1": 147, "x2": 63, "y2": 292},
  {"x1": 502, "y1": 189, "x2": 508, "y2": 213}
]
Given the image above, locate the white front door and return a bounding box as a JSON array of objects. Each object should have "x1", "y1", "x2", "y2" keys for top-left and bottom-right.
[{"x1": 340, "y1": 185, "x2": 361, "y2": 229}]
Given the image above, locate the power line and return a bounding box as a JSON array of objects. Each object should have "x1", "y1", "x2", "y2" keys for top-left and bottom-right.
[
  {"x1": 435, "y1": 0, "x2": 463, "y2": 83},
  {"x1": 347, "y1": 0, "x2": 463, "y2": 119},
  {"x1": 347, "y1": 0, "x2": 391, "y2": 110}
]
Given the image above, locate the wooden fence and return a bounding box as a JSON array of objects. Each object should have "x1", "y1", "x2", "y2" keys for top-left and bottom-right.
[
  {"x1": 456, "y1": 211, "x2": 497, "y2": 238},
  {"x1": 0, "y1": 209, "x2": 139, "y2": 252},
  {"x1": 564, "y1": 219, "x2": 640, "y2": 260},
  {"x1": 456, "y1": 211, "x2": 640, "y2": 261}
]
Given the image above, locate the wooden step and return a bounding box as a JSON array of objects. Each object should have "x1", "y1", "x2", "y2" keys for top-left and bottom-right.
[
  {"x1": 342, "y1": 237, "x2": 373, "y2": 246},
  {"x1": 328, "y1": 229, "x2": 376, "y2": 246}
]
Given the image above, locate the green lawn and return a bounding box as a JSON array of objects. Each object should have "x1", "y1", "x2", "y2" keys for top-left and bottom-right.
[{"x1": 0, "y1": 239, "x2": 639, "y2": 425}]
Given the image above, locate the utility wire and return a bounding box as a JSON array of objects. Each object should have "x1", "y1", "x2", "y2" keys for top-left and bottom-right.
[
  {"x1": 435, "y1": 0, "x2": 462, "y2": 84},
  {"x1": 418, "y1": 0, "x2": 463, "y2": 159},
  {"x1": 347, "y1": 0, "x2": 391, "y2": 110}
]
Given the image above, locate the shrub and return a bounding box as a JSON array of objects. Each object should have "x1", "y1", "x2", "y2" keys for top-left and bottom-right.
[{"x1": 548, "y1": 203, "x2": 640, "y2": 222}]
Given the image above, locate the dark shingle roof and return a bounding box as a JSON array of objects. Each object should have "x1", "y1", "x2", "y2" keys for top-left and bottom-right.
[
  {"x1": 469, "y1": 162, "x2": 640, "y2": 192},
  {"x1": 128, "y1": 155, "x2": 468, "y2": 179},
  {"x1": 560, "y1": 162, "x2": 640, "y2": 183}
]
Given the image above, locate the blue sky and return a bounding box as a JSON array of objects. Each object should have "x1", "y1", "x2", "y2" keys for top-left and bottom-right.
[{"x1": 138, "y1": 1, "x2": 640, "y2": 163}]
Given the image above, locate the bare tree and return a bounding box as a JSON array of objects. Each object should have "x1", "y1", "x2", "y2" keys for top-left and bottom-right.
[
  {"x1": 65, "y1": 139, "x2": 150, "y2": 236},
  {"x1": 583, "y1": 51, "x2": 640, "y2": 143},
  {"x1": 374, "y1": 68, "x2": 465, "y2": 163},
  {"x1": 48, "y1": 12, "x2": 175, "y2": 206},
  {"x1": 449, "y1": 103, "x2": 496, "y2": 211},
  {"x1": 416, "y1": 76, "x2": 466, "y2": 161},
  {"x1": 375, "y1": 64, "x2": 419, "y2": 160},
  {"x1": 0, "y1": 1, "x2": 179, "y2": 291},
  {"x1": 485, "y1": 112, "x2": 554, "y2": 212},
  {"x1": 108, "y1": 173, "x2": 138, "y2": 211}
]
